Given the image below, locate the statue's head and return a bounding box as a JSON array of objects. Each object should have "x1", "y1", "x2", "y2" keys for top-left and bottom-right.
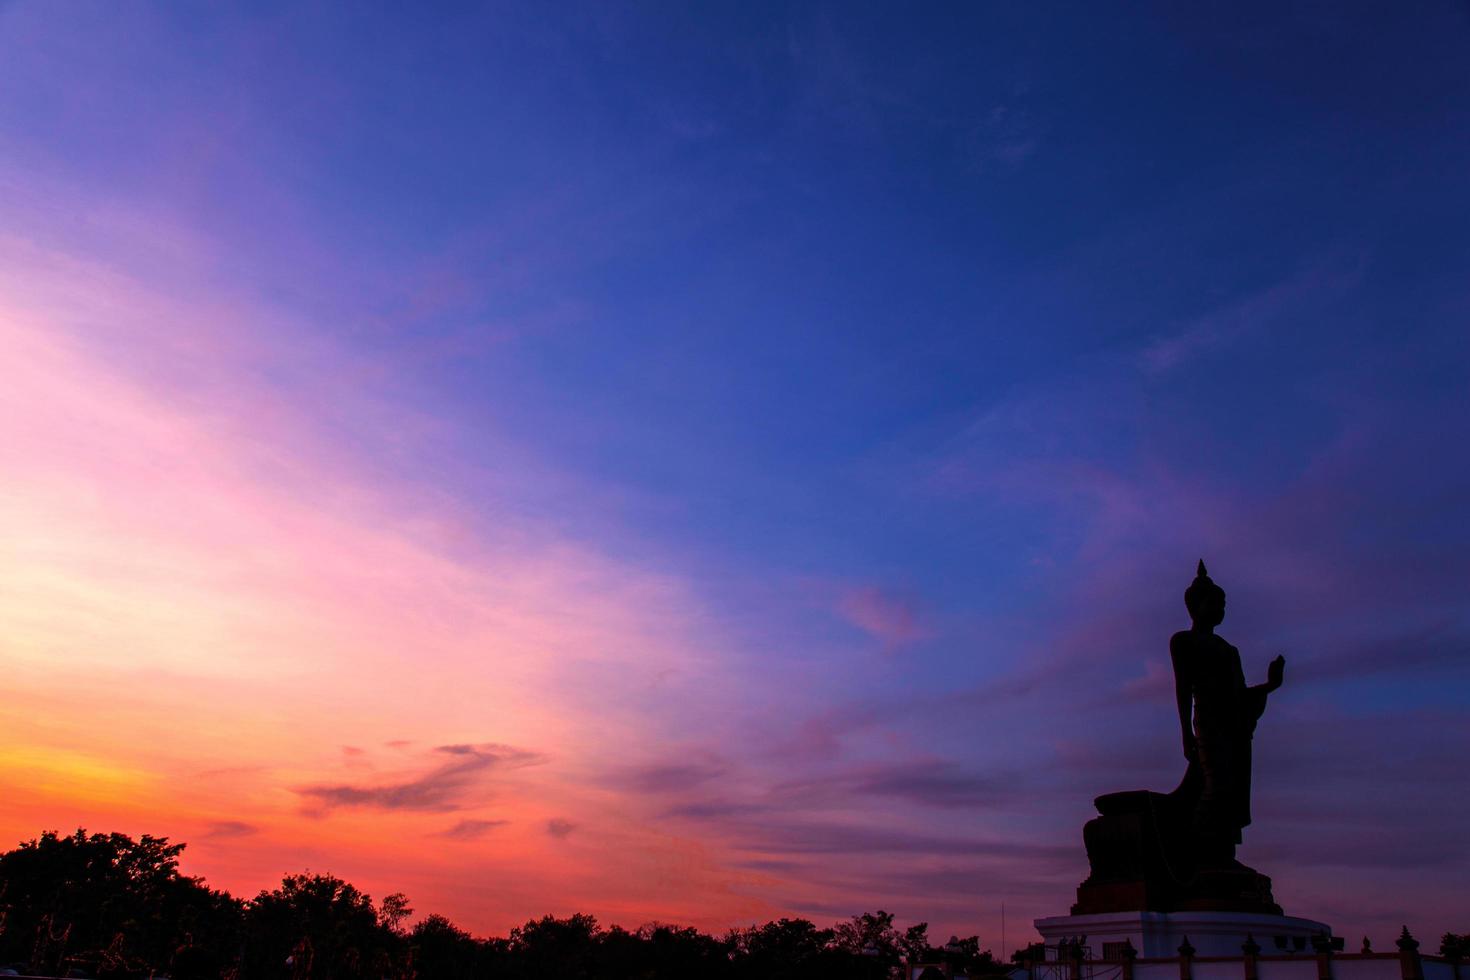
[{"x1": 1185, "y1": 559, "x2": 1226, "y2": 626}]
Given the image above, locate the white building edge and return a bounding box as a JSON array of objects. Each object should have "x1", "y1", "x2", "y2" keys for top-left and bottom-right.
[{"x1": 999, "y1": 917, "x2": 1464, "y2": 980}]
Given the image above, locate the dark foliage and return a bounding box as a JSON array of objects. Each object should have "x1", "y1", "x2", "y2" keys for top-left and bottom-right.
[
  {"x1": 727, "y1": 917, "x2": 845, "y2": 979},
  {"x1": 243, "y1": 872, "x2": 399, "y2": 979},
  {"x1": 0, "y1": 829, "x2": 242, "y2": 978},
  {"x1": 408, "y1": 914, "x2": 491, "y2": 980},
  {"x1": 0, "y1": 827, "x2": 1004, "y2": 979}
]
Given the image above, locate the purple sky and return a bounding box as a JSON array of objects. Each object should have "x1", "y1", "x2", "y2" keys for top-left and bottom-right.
[{"x1": 0, "y1": 0, "x2": 1466, "y2": 948}]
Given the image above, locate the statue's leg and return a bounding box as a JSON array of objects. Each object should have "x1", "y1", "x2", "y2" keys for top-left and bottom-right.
[
  {"x1": 1193, "y1": 735, "x2": 1239, "y2": 868},
  {"x1": 1238, "y1": 738, "x2": 1253, "y2": 834}
]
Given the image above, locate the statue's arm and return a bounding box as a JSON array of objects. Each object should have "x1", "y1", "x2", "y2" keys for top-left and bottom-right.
[
  {"x1": 1169, "y1": 634, "x2": 1196, "y2": 760},
  {"x1": 1248, "y1": 655, "x2": 1285, "y2": 695},
  {"x1": 1245, "y1": 655, "x2": 1285, "y2": 723}
]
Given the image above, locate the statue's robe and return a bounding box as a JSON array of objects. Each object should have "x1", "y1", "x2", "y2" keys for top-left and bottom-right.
[{"x1": 1170, "y1": 631, "x2": 1269, "y2": 845}]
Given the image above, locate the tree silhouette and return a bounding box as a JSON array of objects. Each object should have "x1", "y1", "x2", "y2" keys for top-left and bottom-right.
[
  {"x1": 0, "y1": 829, "x2": 241, "y2": 977},
  {"x1": 0, "y1": 826, "x2": 1010, "y2": 979},
  {"x1": 727, "y1": 917, "x2": 856, "y2": 979},
  {"x1": 244, "y1": 872, "x2": 402, "y2": 980},
  {"x1": 408, "y1": 914, "x2": 487, "y2": 979}
]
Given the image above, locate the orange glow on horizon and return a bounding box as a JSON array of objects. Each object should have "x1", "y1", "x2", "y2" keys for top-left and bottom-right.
[{"x1": 0, "y1": 232, "x2": 768, "y2": 934}]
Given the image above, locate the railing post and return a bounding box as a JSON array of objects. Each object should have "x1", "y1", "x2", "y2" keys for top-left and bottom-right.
[
  {"x1": 1121, "y1": 938, "x2": 1138, "y2": 980},
  {"x1": 1312, "y1": 932, "x2": 1334, "y2": 980},
  {"x1": 1397, "y1": 927, "x2": 1422, "y2": 980},
  {"x1": 1069, "y1": 937, "x2": 1086, "y2": 980},
  {"x1": 1243, "y1": 933, "x2": 1262, "y2": 980}
]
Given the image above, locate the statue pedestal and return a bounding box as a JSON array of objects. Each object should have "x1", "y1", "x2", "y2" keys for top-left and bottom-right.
[
  {"x1": 1074, "y1": 783, "x2": 1283, "y2": 916},
  {"x1": 1034, "y1": 910, "x2": 1332, "y2": 959}
]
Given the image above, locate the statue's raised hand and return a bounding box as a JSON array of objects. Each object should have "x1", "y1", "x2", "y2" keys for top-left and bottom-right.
[{"x1": 1267, "y1": 654, "x2": 1285, "y2": 691}]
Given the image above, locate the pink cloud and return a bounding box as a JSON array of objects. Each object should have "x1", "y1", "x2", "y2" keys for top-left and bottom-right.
[{"x1": 836, "y1": 585, "x2": 929, "y2": 650}]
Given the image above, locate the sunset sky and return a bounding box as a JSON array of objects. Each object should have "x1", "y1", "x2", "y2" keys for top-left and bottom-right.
[{"x1": 2, "y1": 1, "x2": 1467, "y2": 949}]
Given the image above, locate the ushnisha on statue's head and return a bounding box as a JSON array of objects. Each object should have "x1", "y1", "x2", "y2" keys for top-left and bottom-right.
[{"x1": 1185, "y1": 559, "x2": 1227, "y2": 628}]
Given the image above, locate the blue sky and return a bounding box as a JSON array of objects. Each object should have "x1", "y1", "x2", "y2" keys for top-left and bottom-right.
[{"x1": 1, "y1": 0, "x2": 1467, "y2": 945}]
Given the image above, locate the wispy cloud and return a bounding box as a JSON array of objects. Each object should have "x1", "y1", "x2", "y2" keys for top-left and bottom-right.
[
  {"x1": 611, "y1": 760, "x2": 729, "y2": 795},
  {"x1": 1138, "y1": 256, "x2": 1363, "y2": 374},
  {"x1": 201, "y1": 820, "x2": 259, "y2": 840},
  {"x1": 836, "y1": 586, "x2": 929, "y2": 651},
  {"x1": 434, "y1": 818, "x2": 510, "y2": 841},
  {"x1": 297, "y1": 744, "x2": 541, "y2": 814},
  {"x1": 845, "y1": 760, "x2": 1012, "y2": 809}
]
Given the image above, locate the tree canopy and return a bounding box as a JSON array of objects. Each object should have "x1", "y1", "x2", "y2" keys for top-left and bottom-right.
[
  {"x1": 0, "y1": 829, "x2": 241, "y2": 978},
  {"x1": 0, "y1": 827, "x2": 1006, "y2": 979}
]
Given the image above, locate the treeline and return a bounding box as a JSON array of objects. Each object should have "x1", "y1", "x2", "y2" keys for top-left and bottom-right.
[{"x1": 0, "y1": 829, "x2": 1007, "y2": 979}]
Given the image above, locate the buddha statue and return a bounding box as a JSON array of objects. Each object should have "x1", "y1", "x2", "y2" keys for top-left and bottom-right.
[
  {"x1": 1170, "y1": 561, "x2": 1285, "y2": 867},
  {"x1": 1072, "y1": 561, "x2": 1289, "y2": 914}
]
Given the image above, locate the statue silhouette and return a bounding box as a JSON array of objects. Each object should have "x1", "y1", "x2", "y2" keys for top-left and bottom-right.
[
  {"x1": 1171, "y1": 561, "x2": 1285, "y2": 868},
  {"x1": 1071, "y1": 561, "x2": 1288, "y2": 915}
]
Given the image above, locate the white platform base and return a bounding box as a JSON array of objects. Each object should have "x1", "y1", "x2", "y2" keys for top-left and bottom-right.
[{"x1": 1034, "y1": 911, "x2": 1333, "y2": 959}]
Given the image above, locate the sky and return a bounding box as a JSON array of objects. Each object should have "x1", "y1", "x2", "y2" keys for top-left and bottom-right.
[{"x1": 1, "y1": 0, "x2": 1468, "y2": 950}]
